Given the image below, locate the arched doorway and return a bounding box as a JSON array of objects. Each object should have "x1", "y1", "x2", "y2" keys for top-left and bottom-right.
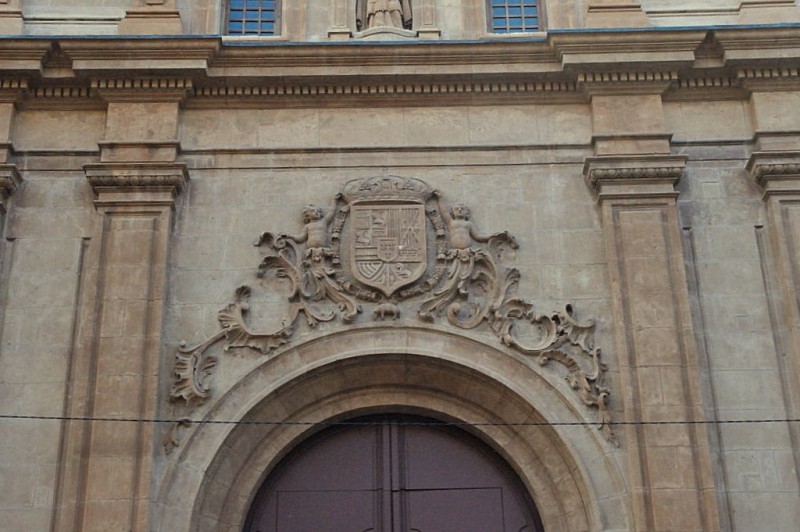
[
  {"x1": 244, "y1": 414, "x2": 545, "y2": 532},
  {"x1": 157, "y1": 335, "x2": 628, "y2": 531}
]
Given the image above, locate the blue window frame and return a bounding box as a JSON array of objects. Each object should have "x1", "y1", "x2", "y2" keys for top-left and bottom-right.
[
  {"x1": 227, "y1": 0, "x2": 279, "y2": 36},
  {"x1": 489, "y1": 0, "x2": 540, "y2": 33}
]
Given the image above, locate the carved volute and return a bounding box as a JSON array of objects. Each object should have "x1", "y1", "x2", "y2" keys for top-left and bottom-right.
[{"x1": 169, "y1": 176, "x2": 616, "y2": 450}]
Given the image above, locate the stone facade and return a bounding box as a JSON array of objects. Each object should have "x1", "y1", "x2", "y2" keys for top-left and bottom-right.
[{"x1": 1, "y1": 1, "x2": 800, "y2": 531}]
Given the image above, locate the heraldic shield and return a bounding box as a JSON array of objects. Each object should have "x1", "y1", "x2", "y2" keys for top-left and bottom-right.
[{"x1": 350, "y1": 202, "x2": 427, "y2": 297}]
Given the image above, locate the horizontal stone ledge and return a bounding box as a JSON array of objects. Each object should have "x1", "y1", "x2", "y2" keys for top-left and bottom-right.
[
  {"x1": 583, "y1": 154, "x2": 687, "y2": 199},
  {"x1": 0, "y1": 163, "x2": 21, "y2": 214},
  {"x1": 84, "y1": 162, "x2": 189, "y2": 201},
  {"x1": 747, "y1": 150, "x2": 800, "y2": 197}
]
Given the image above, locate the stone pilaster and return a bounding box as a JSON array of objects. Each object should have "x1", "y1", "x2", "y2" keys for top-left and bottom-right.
[
  {"x1": 328, "y1": 0, "x2": 352, "y2": 41},
  {"x1": 739, "y1": 67, "x2": 800, "y2": 153},
  {"x1": 585, "y1": 155, "x2": 720, "y2": 532},
  {"x1": 585, "y1": 0, "x2": 649, "y2": 28},
  {"x1": 53, "y1": 78, "x2": 189, "y2": 532},
  {"x1": 0, "y1": 0, "x2": 23, "y2": 35},
  {"x1": 0, "y1": 79, "x2": 26, "y2": 225},
  {"x1": 741, "y1": 71, "x2": 800, "y2": 475},
  {"x1": 747, "y1": 150, "x2": 800, "y2": 471},
  {"x1": 416, "y1": 0, "x2": 441, "y2": 40},
  {"x1": 118, "y1": 0, "x2": 183, "y2": 35},
  {"x1": 53, "y1": 164, "x2": 187, "y2": 532}
]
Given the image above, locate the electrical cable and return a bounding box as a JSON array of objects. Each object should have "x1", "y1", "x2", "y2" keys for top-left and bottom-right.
[{"x1": 2, "y1": 413, "x2": 799, "y2": 428}]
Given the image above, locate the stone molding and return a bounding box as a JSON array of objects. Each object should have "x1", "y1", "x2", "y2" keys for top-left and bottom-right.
[
  {"x1": 584, "y1": 154, "x2": 687, "y2": 199},
  {"x1": 738, "y1": 67, "x2": 800, "y2": 92},
  {"x1": 84, "y1": 162, "x2": 188, "y2": 204},
  {"x1": 188, "y1": 80, "x2": 582, "y2": 106},
  {"x1": 578, "y1": 70, "x2": 678, "y2": 96},
  {"x1": 4, "y1": 25, "x2": 790, "y2": 72},
  {"x1": 0, "y1": 162, "x2": 21, "y2": 214},
  {"x1": 0, "y1": 27, "x2": 793, "y2": 107},
  {"x1": 97, "y1": 140, "x2": 181, "y2": 163},
  {"x1": 159, "y1": 334, "x2": 621, "y2": 531},
  {"x1": 747, "y1": 150, "x2": 800, "y2": 196},
  {"x1": 15, "y1": 71, "x2": 795, "y2": 107},
  {"x1": 30, "y1": 86, "x2": 91, "y2": 99},
  {"x1": 0, "y1": 78, "x2": 28, "y2": 104},
  {"x1": 92, "y1": 77, "x2": 193, "y2": 102},
  {"x1": 666, "y1": 75, "x2": 748, "y2": 101}
]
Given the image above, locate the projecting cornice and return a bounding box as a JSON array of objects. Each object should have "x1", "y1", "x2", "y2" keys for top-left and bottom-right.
[
  {"x1": 550, "y1": 29, "x2": 706, "y2": 68},
  {"x1": 0, "y1": 26, "x2": 799, "y2": 108},
  {"x1": 85, "y1": 162, "x2": 188, "y2": 207},
  {"x1": 584, "y1": 154, "x2": 687, "y2": 200},
  {"x1": 54, "y1": 38, "x2": 218, "y2": 73},
  {"x1": 713, "y1": 25, "x2": 800, "y2": 62},
  {"x1": 0, "y1": 162, "x2": 21, "y2": 215},
  {"x1": 747, "y1": 151, "x2": 800, "y2": 197}
]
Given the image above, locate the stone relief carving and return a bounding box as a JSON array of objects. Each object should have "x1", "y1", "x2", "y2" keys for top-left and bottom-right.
[
  {"x1": 162, "y1": 418, "x2": 192, "y2": 456},
  {"x1": 357, "y1": 0, "x2": 413, "y2": 31},
  {"x1": 170, "y1": 176, "x2": 616, "y2": 445}
]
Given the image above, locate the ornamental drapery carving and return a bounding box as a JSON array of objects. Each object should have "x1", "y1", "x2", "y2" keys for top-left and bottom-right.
[{"x1": 171, "y1": 176, "x2": 615, "y2": 443}]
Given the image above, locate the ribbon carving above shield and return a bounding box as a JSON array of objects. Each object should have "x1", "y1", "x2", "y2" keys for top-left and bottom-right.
[{"x1": 351, "y1": 202, "x2": 427, "y2": 297}]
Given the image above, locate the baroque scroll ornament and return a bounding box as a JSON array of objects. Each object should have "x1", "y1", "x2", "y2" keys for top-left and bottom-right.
[{"x1": 172, "y1": 176, "x2": 616, "y2": 443}]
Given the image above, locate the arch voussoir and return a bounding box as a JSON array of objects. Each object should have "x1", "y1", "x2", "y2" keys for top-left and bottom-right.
[{"x1": 156, "y1": 328, "x2": 626, "y2": 532}]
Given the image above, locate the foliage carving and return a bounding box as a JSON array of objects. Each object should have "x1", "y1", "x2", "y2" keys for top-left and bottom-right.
[{"x1": 171, "y1": 176, "x2": 616, "y2": 445}]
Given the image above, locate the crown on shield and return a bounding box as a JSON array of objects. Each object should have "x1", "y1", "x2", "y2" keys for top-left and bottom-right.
[{"x1": 342, "y1": 175, "x2": 433, "y2": 204}]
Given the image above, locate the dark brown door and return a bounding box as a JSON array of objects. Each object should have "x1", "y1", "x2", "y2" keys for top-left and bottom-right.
[{"x1": 245, "y1": 415, "x2": 544, "y2": 532}]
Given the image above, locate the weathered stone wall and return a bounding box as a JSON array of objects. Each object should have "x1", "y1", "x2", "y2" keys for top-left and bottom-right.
[{"x1": 0, "y1": 10, "x2": 800, "y2": 532}]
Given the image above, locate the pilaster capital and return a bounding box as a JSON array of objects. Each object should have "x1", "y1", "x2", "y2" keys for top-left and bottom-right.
[
  {"x1": 0, "y1": 162, "x2": 21, "y2": 215},
  {"x1": 584, "y1": 154, "x2": 686, "y2": 200},
  {"x1": 84, "y1": 162, "x2": 188, "y2": 207},
  {"x1": 118, "y1": 0, "x2": 182, "y2": 35},
  {"x1": 746, "y1": 150, "x2": 800, "y2": 197}
]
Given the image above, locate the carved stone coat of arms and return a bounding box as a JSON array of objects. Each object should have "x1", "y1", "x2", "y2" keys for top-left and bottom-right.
[
  {"x1": 169, "y1": 175, "x2": 616, "y2": 452},
  {"x1": 347, "y1": 181, "x2": 428, "y2": 296}
]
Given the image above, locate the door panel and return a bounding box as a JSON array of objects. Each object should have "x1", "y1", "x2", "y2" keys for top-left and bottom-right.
[
  {"x1": 275, "y1": 490, "x2": 377, "y2": 532},
  {"x1": 245, "y1": 415, "x2": 544, "y2": 532},
  {"x1": 406, "y1": 488, "x2": 504, "y2": 532}
]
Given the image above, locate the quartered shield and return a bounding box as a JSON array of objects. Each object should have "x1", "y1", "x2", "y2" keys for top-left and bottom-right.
[{"x1": 350, "y1": 202, "x2": 427, "y2": 297}]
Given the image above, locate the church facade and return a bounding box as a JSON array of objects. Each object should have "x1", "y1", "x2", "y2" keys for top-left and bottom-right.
[{"x1": 1, "y1": 1, "x2": 800, "y2": 530}]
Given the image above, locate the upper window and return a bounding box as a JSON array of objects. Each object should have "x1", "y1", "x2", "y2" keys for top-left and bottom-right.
[
  {"x1": 489, "y1": 0, "x2": 541, "y2": 33},
  {"x1": 226, "y1": 0, "x2": 279, "y2": 36}
]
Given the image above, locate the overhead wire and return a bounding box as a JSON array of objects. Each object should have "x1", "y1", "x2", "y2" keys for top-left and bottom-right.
[{"x1": 2, "y1": 413, "x2": 799, "y2": 428}]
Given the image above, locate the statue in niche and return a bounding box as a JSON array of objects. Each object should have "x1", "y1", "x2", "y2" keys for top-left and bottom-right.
[{"x1": 356, "y1": 0, "x2": 413, "y2": 31}]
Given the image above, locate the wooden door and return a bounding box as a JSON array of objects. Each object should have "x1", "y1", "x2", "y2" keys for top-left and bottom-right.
[{"x1": 245, "y1": 415, "x2": 544, "y2": 532}]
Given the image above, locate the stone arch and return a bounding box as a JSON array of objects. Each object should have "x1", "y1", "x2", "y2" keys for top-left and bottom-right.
[{"x1": 155, "y1": 326, "x2": 629, "y2": 532}]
